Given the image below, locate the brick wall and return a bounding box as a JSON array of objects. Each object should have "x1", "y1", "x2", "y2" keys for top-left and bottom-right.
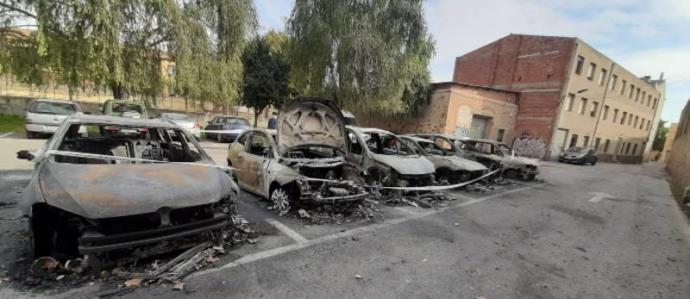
[
  {"x1": 453, "y1": 34, "x2": 576, "y2": 156},
  {"x1": 667, "y1": 101, "x2": 690, "y2": 207}
]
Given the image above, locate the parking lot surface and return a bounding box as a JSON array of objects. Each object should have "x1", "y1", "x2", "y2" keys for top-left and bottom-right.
[{"x1": 0, "y1": 138, "x2": 688, "y2": 298}]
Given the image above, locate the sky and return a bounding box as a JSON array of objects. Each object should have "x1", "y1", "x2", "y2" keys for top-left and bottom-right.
[{"x1": 255, "y1": 0, "x2": 690, "y2": 123}]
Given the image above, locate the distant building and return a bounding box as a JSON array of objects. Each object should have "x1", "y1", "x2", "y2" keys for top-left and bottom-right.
[
  {"x1": 453, "y1": 34, "x2": 665, "y2": 162},
  {"x1": 659, "y1": 123, "x2": 678, "y2": 163}
]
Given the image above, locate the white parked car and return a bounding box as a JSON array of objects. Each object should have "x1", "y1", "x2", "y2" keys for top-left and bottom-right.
[
  {"x1": 158, "y1": 112, "x2": 201, "y2": 139},
  {"x1": 24, "y1": 99, "x2": 85, "y2": 138}
]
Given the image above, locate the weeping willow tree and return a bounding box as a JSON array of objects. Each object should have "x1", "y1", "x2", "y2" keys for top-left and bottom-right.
[
  {"x1": 287, "y1": 0, "x2": 434, "y2": 115},
  {"x1": 171, "y1": 0, "x2": 257, "y2": 112}
]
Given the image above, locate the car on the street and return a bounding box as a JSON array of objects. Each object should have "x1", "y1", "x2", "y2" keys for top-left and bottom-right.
[
  {"x1": 227, "y1": 98, "x2": 368, "y2": 214},
  {"x1": 24, "y1": 98, "x2": 85, "y2": 138},
  {"x1": 158, "y1": 112, "x2": 201, "y2": 139},
  {"x1": 559, "y1": 146, "x2": 598, "y2": 165},
  {"x1": 346, "y1": 126, "x2": 436, "y2": 187},
  {"x1": 205, "y1": 116, "x2": 251, "y2": 143},
  {"x1": 399, "y1": 135, "x2": 488, "y2": 184},
  {"x1": 455, "y1": 137, "x2": 539, "y2": 180},
  {"x1": 102, "y1": 99, "x2": 148, "y2": 119},
  {"x1": 16, "y1": 115, "x2": 239, "y2": 267}
]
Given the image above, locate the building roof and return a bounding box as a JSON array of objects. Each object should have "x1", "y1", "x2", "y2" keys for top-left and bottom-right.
[{"x1": 431, "y1": 81, "x2": 519, "y2": 94}]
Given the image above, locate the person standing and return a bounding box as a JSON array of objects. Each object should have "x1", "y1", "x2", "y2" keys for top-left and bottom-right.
[{"x1": 267, "y1": 112, "x2": 278, "y2": 129}]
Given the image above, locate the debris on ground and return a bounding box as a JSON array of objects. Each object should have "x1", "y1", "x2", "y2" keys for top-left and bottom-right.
[
  {"x1": 385, "y1": 192, "x2": 453, "y2": 208},
  {"x1": 30, "y1": 256, "x2": 59, "y2": 274},
  {"x1": 298, "y1": 209, "x2": 311, "y2": 219},
  {"x1": 123, "y1": 277, "x2": 143, "y2": 288},
  {"x1": 355, "y1": 274, "x2": 363, "y2": 280},
  {"x1": 173, "y1": 281, "x2": 185, "y2": 291},
  {"x1": 300, "y1": 199, "x2": 384, "y2": 225}
]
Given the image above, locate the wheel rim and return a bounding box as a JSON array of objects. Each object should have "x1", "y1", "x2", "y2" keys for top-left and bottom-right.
[
  {"x1": 271, "y1": 188, "x2": 290, "y2": 213},
  {"x1": 217, "y1": 134, "x2": 221, "y2": 142}
]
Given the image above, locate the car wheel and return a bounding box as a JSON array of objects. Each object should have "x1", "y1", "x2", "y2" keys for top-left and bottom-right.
[
  {"x1": 503, "y1": 169, "x2": 520, "y2": 180},
  {"x1": 270, "y1": 186, "x2": 292, "y2": 215},
  {"x1": 26, "y1": 131, "x2": 35, "y2": 139},
  {"x1": 216, "y1": 133, "x2": 222, "y2": 143},
  {"x1": 591, "y1": 158, "x2": 597, "y2": 166}
]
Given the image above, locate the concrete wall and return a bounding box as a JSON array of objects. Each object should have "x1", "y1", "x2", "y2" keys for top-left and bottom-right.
[
  {"x1": 659, "y1": 123, "x2": 678, "y2": 163},
  {"x1": 357, "y1": 83, "x2": 518, "y2": 142},
  {"x1": 667, "y1": 101, "x2": 690, "y2": 206}
]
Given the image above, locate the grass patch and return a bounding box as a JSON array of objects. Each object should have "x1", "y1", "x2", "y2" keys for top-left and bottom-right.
[{"x1": 0, "y1": 114, "x2": 25, "y2": 133}]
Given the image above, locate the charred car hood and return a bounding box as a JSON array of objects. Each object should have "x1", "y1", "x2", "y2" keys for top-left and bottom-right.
[
  {"x1": 370, "y1": 153, "x2": 435, "y2": 176},
  {"x1": 427, "y1": 155, "x2": 487, "y2": 172},
  {"x1": 503, "y1": 156, "x2": 539, "y2": 167},
  {"x1": 277, "y1": 98, "x2": 348, "y2": 156},
  {"x1": 38, "y1": 162, "x2": 236, "y2": 219}
]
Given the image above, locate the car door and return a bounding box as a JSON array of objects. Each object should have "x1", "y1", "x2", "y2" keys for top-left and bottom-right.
[
  {"x1": 347, "y1": 130, "x2": 365, "y2": 165},
  {"x1": 235, "y1": 132, "x2": 272, "y2": 195}
]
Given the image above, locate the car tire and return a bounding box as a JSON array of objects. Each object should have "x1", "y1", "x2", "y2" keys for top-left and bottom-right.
[
  {"x1": 591, "y1": 159, "x2": 597, "y2": 166},
  {"x1": 503, "y1": 169, "x2": 520, "y2": 180},
  {"x1": 217, "y1": 133, "x2": 222, "y2": 143},
  {"x1": 26, "y1": 131, "x2": 35, "y2": 139},
  {"x1": 270, "y1": 185, "x2": 292, "y2": 215}
]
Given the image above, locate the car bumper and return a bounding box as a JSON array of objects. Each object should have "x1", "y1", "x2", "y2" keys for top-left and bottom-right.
[
  {"x1": 559, "y1": 156, "x2": 587, "y2": 163},
  {"x1": 78, "y1": 213, "x2": 230, "y2": 254}
]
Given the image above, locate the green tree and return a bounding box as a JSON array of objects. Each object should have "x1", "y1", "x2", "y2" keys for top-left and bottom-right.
[
  {"x1": 287, "y1": 0, "x2": 434, "y2": 114},
  {"x1": 653, "y1": 120, "x2": 669, "y2": 151},
  {"x1": 241, "y1": 33, "x2": 291, "y2": 126},
  {"x1": 171, "y1": 0, "x2": 257, "y2": 112}
]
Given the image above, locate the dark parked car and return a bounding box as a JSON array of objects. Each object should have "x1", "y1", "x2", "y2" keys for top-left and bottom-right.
[
  {"x1": 16, "y1": 115, "x2": 239, "y2": 267},
  {"x1": 204, "y1": 116, "x2": 251, "y2": 142},
  {"x1": 559, "y1": 146, "x2": 598, "y2": 165}
]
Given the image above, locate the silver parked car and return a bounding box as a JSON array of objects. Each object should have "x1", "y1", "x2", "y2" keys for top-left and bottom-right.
[
  {"x1": 25, "y1": 99, "x2": 85, "y2": 138},
  {"x1": 158, "y1": 112, "x2": 201, "y2": 139}
]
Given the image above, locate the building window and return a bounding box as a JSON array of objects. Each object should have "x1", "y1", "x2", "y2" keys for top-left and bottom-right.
[
  {"x1": 579, "y1": 98, "x2": 588, "y2": 115},
  {"x1": 620, "y1": 80, "x2": 626, "y2": 95},
  {"x1": 634, "y1": 115, "x2": 639, "y2": 128},
  {"x1": 647, "y1": 95, "x2": 651, "y2": 107},
  {"x1": 583, "y1": 136, "x2": 590, "y2": 147},
  {"x1": 628, "y1": 114, "x2": 633, "y2": 126},
  {"x1": 632, "y1": 143, "x2": 638, "y2": 155},
  {"x1": 565, "y1": 93, "x2": 575, "y2": 111},
  {"x1": 610, "y1": 74, "x2": 618, "y2": 90},
  {"x1": 646, "y1": 120, "x2": 651, "y2": 131},
  {"x1": 599, "y1": 69, "x2": 607, "y2": 85},
  {"x1": 635, "y1": 88, "x2": 640, "y2": 102},
  {"x1": 625, "y1": 143, "x2": 631, "y2": 154},
  {"x1": 641, "y1": 91, "x2": 646, "y2": 104},
  {"x1": 569, "y1": 134, "x2": 579, "y2": 148},
  {"x1": 496, "y1": 129, "x2": 505, "y2": 142},
  {"x1": 620, "y1": 142, "x2": 626, "y2": 154},
  {"x1": 613, "y1": 109, "x2": 619, "y2": 122},
  {"x1": 594, "y1": 137, "x2": 601, "y2": 150},
  {"x1": 602, "y1": 105, "x2": 609, "y2": 120},
  {"x1": 575, "y1": 56, "x2": 585, "y2": 75},
  {"x1": 587, "y1": 63, "x2": 596, "y2": 80},
  {"x1": 629, "y1": 84, "x2": 635, "y2": 99},
  {"x1": 620, "y1": 112, "x2": 627, "y2": 125},
  {"x1": 653, "y1": 98, "x2": 658, "y2": 109},
  {"x1": 640, "y1": 118, "x2": 645, "y2": 130},
  {"x1": 604, "y1": 139, "x2": 610, "y2": 153},
  {"x1": 590, "y1": 101, "x2": 598, "y2": 117}
]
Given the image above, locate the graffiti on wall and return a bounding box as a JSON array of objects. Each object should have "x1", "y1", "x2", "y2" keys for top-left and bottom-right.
[
  {"x1": 453, "y1": 126, "x2": 484, "y2": 139},
  {"x1": 512, "y1": 136, "x2": 546, "y2": 158}
]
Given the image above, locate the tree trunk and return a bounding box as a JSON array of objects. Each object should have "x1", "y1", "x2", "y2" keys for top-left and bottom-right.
[
  {"x1": 111, "y1": 84, "x2": 124, "y2": 100},
  {"x1": 254, "y1": 110, "x2": 260, "y2": 127}
]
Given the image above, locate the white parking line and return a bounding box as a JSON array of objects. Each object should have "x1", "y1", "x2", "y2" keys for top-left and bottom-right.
[
  {"x1": 265, "y1": 218, "x2": 309, "y2": 244},
  {"x1": 0, "y1": 132, "x2": 14, "y2": 138},
  {"x1": 192, "y1": 183, "x2": 544, "y2": 279}
]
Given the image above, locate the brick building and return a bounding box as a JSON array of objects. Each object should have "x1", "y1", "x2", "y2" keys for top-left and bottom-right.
[
  {"x1": 358, "y1": 82, "x2": 518, "y2": 142},
  {"x1": 453, "y1": 34, "x2": 665, "y2": 162}
]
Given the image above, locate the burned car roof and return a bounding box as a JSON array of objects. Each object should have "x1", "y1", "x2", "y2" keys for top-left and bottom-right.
[{"x1": 64, "y1": 114, "x2": 178, "y2": 128}]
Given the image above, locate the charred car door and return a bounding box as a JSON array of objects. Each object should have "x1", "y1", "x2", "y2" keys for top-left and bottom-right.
[{"x1": 238, "y1": 132, "x2": 273, "y2": 196}]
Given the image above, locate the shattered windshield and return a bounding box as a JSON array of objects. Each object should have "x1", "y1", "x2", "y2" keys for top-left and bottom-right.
[
  {"x1": 364, "y1": 132, "x2": 415, "y2": 156},
  {"x1": 54, "y1": 123, "x2": 205, "y2": 164}
]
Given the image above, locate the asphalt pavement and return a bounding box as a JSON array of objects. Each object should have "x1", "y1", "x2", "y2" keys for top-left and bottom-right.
[{"x1": 0, "y1": 137, "x2": 688, "y2": 298}]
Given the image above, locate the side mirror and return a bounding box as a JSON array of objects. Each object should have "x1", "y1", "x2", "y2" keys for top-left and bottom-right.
[{"x1": 17, "y1": 150, "x2": 35, "y2": 161}]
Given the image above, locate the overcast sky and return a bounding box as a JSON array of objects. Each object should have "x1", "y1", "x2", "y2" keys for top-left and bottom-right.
[{"x1": 255, "y1": 0, "x2": 690, "y2": 123}]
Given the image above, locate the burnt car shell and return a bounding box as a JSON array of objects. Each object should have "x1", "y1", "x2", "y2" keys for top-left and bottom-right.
[
  {"x1": 19, "y1": 115, "x2": 239, "y2": 260},
  {"x1": 399, "y1": 135, "x2": 488, "y2": 183},
  {"x1": 228, "y1": 98, "x2": 368, "y2": 213}
]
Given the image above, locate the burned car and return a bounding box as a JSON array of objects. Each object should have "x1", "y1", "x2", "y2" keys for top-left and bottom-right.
[
  {"x1": 227, "y1": 98, "x2": 368, "y2": 214},
  {"x1": 399, "y1": 135, "x2": 488, "y2": 184},
  {"x1": 17, "y1": 115, "x2": 238, "y2": 266},
  {"x1": 455, "y1": 138, "x2": 539, "y2": 180},
  {"x1": 414, "y1": 134, "x2": 539, "y2": 180},
  {"x1": 346, "y1": 126, "x2": 436, "y2": 188}
]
